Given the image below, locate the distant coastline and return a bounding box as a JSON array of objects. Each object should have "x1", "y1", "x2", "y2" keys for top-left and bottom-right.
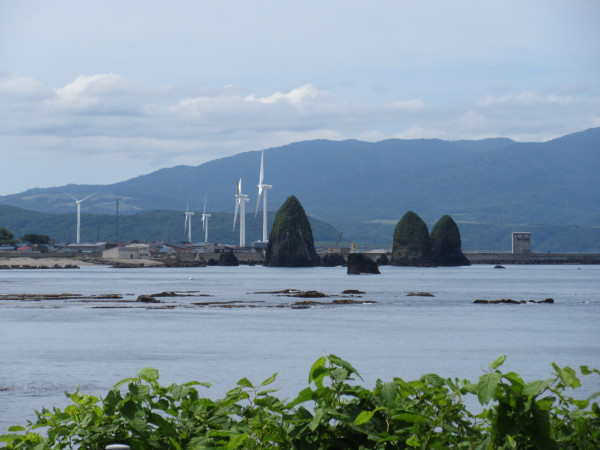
[{"x1": 2, "y1": 252, "x2": 600, "y2": 268}]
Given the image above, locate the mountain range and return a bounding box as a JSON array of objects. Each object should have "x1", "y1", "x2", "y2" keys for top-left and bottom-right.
[{"x1": 1, "y1": 128, "x2": 599, "y2": 251}]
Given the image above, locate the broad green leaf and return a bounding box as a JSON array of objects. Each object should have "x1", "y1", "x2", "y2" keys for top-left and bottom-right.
[
  {"x1": 477, "y1": 372, "x2": 502, "y2": 405},
  {"x1": 354, "y1": 407, "x2": 385, "y2": 425},
  {"x1": 328, "y1": 354, "x2": 363, "y2": 380},
  {"x1": 331, "y1": 367, "x2": 349, "y2": 383},
  {"x1": 503, "y1": 371, "x2": 524, "y2": 386},
  {"x1": 113, "y1": 377, "x2": 136, "y2": 388},
  {"x1": 523, "y1": 379, "x2": 554, "y2": 396},
  {"x1": 182, "y1": 380, "x2": 211, "y2": 388},
  {"x1": 580, "y1": 365, "x2": 592, "y2": 375},
  {"x1": 421, "y1": 373, "x2": 445, "y2": 387},
  {"x1": 552, "y1": 364, "x2": 581, "y2": 389},
  {"x1": 7, "y1": 425, "x2": 26, "y2": 432},
  {"x1": 378, "y1": 381, "x2": 398, "y2": 406},
  {"x1": 139, "y1": 367, "x2": 159, "y2": 382},
  {"x1": 257, "y1": 388, "x2": 279, "y2": 396},
  {"x1": 260, "y1": 373, "x2": 278, "y2": 387},
  {"x1": 309, "y1": 408, "x2": 326, "y2": 431},
  {"x1": 309, "y1": 356, "x2": 326, "y2": 387},
  {"x1": 286, "y1": 387, "x2": 314, "y2": 408},
  {"x1": 236, "y1": 378, "x2": 253, "y2": 388},
  {"x1": 354, "y1": 410, "x2": 376, "y2": 425},
  {"x1": 489, "y1": 355, "x2": 507, "y2": 370}
]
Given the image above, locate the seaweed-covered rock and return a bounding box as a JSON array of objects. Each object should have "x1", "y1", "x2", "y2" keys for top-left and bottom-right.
[
  {"x1": 347, "y1": 253, "x2": 380, "y2": 274},
  {"x1": 391, "y1": 211, "x2": 432, "y2": 266},
  {"x1": 430, "y1": 215, "x2": 470, "y2": 266},
  {"x1": 218, "y1": 252, "x2": 239, "y2": 266},
  {"x1": 265, "y1": 195, "x2": 320, "y2": 267}
]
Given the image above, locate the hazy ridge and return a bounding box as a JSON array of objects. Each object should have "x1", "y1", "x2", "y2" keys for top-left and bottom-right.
[{"x1": 1, "y1": 128, "x2": 599, "y2": 251}]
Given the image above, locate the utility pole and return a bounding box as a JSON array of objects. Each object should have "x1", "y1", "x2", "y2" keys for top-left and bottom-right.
[
  {"x1": 97, "y1": 215, "x2": 100, "y2": 243},
  {"x1": 164, "y1": 214, "x2": 169, "y2": 244},
  {"x1": 115, "y1": 199, "x2": 120, "y2": 243}
]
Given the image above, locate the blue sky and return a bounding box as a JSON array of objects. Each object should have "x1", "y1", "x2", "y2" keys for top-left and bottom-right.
[{"x1": 0, "y1": 0, "x2": 598, "y2": 195}]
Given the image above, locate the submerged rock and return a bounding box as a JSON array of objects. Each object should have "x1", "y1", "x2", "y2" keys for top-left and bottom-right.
[
  {"x1": 391, "y1": 211, "x2": 432, "y2": 266},
  {"x1": 430, "y1": 215, "x2": 470, "y2": 266},
  {"x1": 265, "y1": 195, "x2": 320, "y2": 267},
  {"x1": 347, "y1": 253, "x2": 380, "y2": 274}
]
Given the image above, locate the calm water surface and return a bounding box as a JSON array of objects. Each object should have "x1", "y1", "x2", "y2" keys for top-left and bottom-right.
[{"x1": 1, "y1": 264, "x2": 599, "y2": 433}]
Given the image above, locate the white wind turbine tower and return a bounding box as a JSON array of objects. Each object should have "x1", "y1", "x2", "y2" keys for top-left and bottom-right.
[
  {"x1": 201, "y1": 195, "x2": 211, "y2": 243},
  {"x1": 67, "y1": 192, "x2": 96, "y2": 244},
  {"x1": 255, "y1": 150, "x2": 272, "y2": 243},
  {"x1": 184, "y1": 201, "x2": 194, "y2": 244},
  {"x1": 233, "y1": 178, "x2": 249, "y2": 247}
]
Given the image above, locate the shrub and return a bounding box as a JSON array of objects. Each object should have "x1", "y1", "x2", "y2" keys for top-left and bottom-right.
[{"x1": 1, "y1": 356, "x2": 598, "y2": 449}]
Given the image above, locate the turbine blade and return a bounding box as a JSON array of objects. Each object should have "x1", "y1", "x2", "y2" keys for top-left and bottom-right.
[
  {"x1": 203, "y1": 194, "x2": 207, "y2": 215},
  {"x1": 255, "y1": 190, "x2": 262, "y2": 218},
  {"x1": 66, "y1": 193, "x2": 77, "y2": 202},
  {"x1": 259, "y1": 150, "x2": 264, "y2": 186},
  {"x1": 81, "y1": 192, "x2": 97, "y2": 203},
  {"x1": 237, "y1": 178, "x2": 242, "y2": 196}
]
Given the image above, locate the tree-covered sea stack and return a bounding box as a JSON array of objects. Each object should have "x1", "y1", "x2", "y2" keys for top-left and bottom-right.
[
  {"x1": 265, "y1": 195, "x2": 320, "y2": 267},
  {"x1": 391, "y1": 211, "x2": 432, "y2": 266},
  {"x1": 430, "y1": 215, "x2": 470, "y2": 266}
]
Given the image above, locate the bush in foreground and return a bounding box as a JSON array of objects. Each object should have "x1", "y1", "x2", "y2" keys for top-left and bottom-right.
[{"x1": 1, "y1": 355, "x2": 598, "y2": 449}]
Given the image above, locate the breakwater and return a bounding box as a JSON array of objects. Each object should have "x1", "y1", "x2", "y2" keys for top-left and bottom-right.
[{"x1": 464, "y1": 252, "x2": 600, "y2": 265}]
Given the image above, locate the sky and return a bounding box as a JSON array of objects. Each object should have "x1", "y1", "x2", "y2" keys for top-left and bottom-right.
[{"x1": 0, "y1": 0, "x2": 599, "y2": 195}]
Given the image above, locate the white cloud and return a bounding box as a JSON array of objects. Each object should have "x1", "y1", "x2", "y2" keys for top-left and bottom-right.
[{"x1": 0, "y1": 73, "x2": 598, "y2": 194}]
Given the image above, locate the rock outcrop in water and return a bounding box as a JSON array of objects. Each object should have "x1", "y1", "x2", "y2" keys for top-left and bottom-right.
[
  {"x1": 429, "y1": 215, "x2": 470, "y2": 266},
  {"x1": 321, "y1": 253, "x2": 346, "y2": 267},
  {"x1": 347, "y1": 253, "x2": 380, "y2": 274},
  {"x1": 218, "y1": 253, "x2": 239, "y2": 266},
  {"x1": 265, "y1": 195, "x2": 320, "y2": 267},
  {"x1": 391, "y1": 211, "x2": 432, "y2": 266}
]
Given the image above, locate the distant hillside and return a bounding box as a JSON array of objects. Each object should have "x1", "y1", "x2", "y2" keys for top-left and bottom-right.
[
  {"x1": 0, "y1": 205, "x2": 341, "y2": 245},
  {"x1": 1, "y1": 128, "x2": 598, "y2": 250}
]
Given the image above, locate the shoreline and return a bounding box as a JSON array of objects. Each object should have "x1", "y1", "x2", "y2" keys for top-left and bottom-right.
[{"x1": 0, "y1": 257, "x2": 159, "y2": 268}]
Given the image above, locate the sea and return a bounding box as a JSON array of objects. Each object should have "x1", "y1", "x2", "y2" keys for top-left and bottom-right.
[{"x1": 1, "y1": 264, "x2": 599, "y2": 434}]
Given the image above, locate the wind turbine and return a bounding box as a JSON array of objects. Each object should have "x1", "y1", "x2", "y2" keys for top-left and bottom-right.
[
  {"x1": 184, "y1": 201, "x2": 194, "y2": 244},
  {"x1": 255, "y1": 150, "x2": 272, "y2": 243},
  {"x1": 201, "y1": 195, "x2": 211, "y2": 243},
  {"x1": 233, "y1": 178, "x2": 249, "y2": 247},
  {"x1": 66, "y1": 192, "x2": 96, "y2": 244}
]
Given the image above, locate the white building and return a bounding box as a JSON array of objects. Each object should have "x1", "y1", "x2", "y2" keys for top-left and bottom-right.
[
  {"x1": 512, "y1": 232, "x2": 531, "y2": 254},
  {"x1": 102, "y1": 243, "x2": 150, "y2": 260}
]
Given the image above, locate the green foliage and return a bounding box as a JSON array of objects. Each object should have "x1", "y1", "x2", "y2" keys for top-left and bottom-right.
[
  {"x1": 0, "y1": 226, "x2": 16, "y2": 245},
  {"x1": 21, "y1": 234, "x2": 50, "y2": 245},
  {"x1": 1, "y1": 357, "x2": 598, "y2": 449}
]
